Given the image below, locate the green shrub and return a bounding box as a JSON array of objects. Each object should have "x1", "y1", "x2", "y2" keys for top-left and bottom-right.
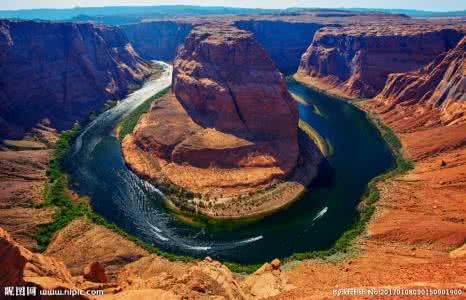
[
  {"x1": 118, "y1": 87, "x2": 170, "y2": 141},
  {"x1": 36, "y1": 123, "x2": 83, "y2": 251},
  {"x1": 224, "y1": 262, "x2": 262, "y2": 274}
]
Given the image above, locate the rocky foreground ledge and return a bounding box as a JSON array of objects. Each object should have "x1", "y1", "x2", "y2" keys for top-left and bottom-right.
[
  {"x1": 122, "y1": 24, "x2": 322, "y2": 219},
  {"x1": 0, "y1": 225, "x2": 293, "y2": 299}
]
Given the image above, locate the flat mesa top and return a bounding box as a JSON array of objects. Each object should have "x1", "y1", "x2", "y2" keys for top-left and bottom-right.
[
  {"x1": 190, "y1": 24, "x2": 254, "y2": 43},
  {"x1": 316, "y1": 23, "x2": 466, "y2": 37}
]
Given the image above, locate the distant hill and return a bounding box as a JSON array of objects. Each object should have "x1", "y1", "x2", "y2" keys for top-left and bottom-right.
[
  {"x1": 0, "y1": 5, "x2": 279, "y2": 24},
  {"x1": 339, "y1": 8, "x2": 466, "y2": 18},
  {"x1": 0, "y1": 5, "x2": 464, "y2": 25}
]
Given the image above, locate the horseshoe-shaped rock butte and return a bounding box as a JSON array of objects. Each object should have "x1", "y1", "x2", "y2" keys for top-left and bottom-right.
[{"x1": 121, "y1": 24, "x2": 322, "y2": 219}]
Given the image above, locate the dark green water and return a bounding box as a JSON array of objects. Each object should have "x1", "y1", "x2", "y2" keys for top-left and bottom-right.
[{"x1": 66, "y1": 74, "x2": 394, "y2": 264}]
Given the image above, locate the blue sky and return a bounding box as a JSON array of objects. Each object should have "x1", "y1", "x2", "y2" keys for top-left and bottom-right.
[{"x1": 1, "y1": 1, "x2": 465, "y2": 11}]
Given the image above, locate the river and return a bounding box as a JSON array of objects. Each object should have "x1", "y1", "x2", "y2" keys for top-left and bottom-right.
[{"x1": 66, "y1": 64, "x2": 394, "y2": 264}]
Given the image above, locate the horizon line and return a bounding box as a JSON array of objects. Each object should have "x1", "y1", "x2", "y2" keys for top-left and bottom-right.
[{"x1": 1, "y1": 5, "x2": 465, "y2": 13}]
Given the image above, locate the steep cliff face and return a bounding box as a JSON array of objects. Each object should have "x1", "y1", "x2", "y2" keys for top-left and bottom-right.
[
  {"x1": 172, "y1": 25, "x2": 298, "y2": 143},
  {"x1": 121, "y1": 21, "x2": 192, "y2": 61},
  {"x1": 122, "y1": 24, "x2": 322, "y2": 218},
  {"x1": 234, "y1": 20, "x2": 324, "y2": 74},
  {"x1": 0, "y1": 19, "x2": 151, "y2": 138},
  {"x1": 376, "y1": 37, "x2": 465, "y2": 125},
  {"x1": 297, "y1": 25, "x2": 464, "y2": 99}
]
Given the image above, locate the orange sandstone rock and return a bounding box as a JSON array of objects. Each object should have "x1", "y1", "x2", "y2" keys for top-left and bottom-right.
[
  {"x1": 376, "y1": 36, "x2": 466, "y2": 125},
  {"x1": 83, "y1": 262, "x2": 107, "y2": 283},
  {"x1": 297, "y1": 24, "x2": 464, "y2": 99},
  {"x1": 0, "y1": 226, "x2": 89, "y2": 299}
]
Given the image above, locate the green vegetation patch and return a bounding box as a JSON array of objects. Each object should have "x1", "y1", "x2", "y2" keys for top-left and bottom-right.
[
  {"x1": 35, "y1": 123, "x2": 84, "y2": 251},
  {"x1": 118, "y1": 87, "x2": 170, "y2": 141},
  {"x1": 370, "y1": 115, "x2": 415, "y2": 174}
]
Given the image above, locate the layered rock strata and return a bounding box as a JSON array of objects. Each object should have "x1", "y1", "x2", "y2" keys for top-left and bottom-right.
[
  {"x1": 296, "y1": 25, "x2": 465, "y2": 99},
  {"x1": 0, "y1": 19, "x2": 152, "y2": 138},
  {"x1": 2, "y1": 223, "x2": 295, "y2": 299},
  {"x1": 376, "y1": 36, "x2": 466, "y2": 125},
  {"x1": 122, "y1": 25, "x2": 321, "y2": 218},
  {"x1": 0, "y1": 123, "x2": 58, "y2": 250}
]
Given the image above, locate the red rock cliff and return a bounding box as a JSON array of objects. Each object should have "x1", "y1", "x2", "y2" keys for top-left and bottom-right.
[
  {"x1": 173, "y1": 25, "x2": 298, "y2": 142},
  {"x1": 376, "y1": 36, "x2": 466, "y2": 125},
  {"x1": 0, "y1": 227, "x2": 89, "y2": 299},
  {"x1": 0, "y1": 19, "x2": 151, "y2": 138},
  {"x1": 297, "y1": 25, "x2": 464, "y2": 99}
]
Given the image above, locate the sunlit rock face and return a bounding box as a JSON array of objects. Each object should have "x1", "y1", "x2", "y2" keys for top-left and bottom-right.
[
  {"x1": 123, "y1": 24, "x2": 304, "y2": 196},
  {"x1": 297, "y1": 25, "x2": 464, "y2": 99},
  {"x1": 376, "y1": 36, "x2": 466, "y2": 125},
  {"x1": 0, "y1": 227, "x2": 79, "y2": 295},
  {"x1": 0, "y1": 19, "x2": 151, "y2": 138},
  {"x1": 173, "y1": 25, "x2": 299, "y2": 144}
]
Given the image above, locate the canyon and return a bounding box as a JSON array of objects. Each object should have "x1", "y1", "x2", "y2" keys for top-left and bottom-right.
[
  {"x1": 0, "y1": 8, "x2": 465, "y2": 300},
  {"x1": 233, "y1": 20, "x2": 324, "y2": 74}
]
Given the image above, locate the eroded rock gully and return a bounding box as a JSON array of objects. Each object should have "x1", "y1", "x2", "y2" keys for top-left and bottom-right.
[
  {"x1": 376, "y1": 36, "x2": 466, "y2": 126},
  {"x1": 0, "y1": 123, "x2": 57, "y2": 251}
]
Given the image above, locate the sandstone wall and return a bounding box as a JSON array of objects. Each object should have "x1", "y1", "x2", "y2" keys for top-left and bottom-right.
[
  {"x1": 121, "y1": 21, "x2": 193, "y2": 61},
  {"x1": 376, "y1": 36, "x2": 466, "y2": 125},
  {"x1": 297, "y1": 25, "x2": 464, "y2": 99},
  {"x1": 173, "y1": 25, "x2": 298, "y2": 141},
  {"x1": 0, "y1": 19, "x2": 151, "y2": 138}
]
